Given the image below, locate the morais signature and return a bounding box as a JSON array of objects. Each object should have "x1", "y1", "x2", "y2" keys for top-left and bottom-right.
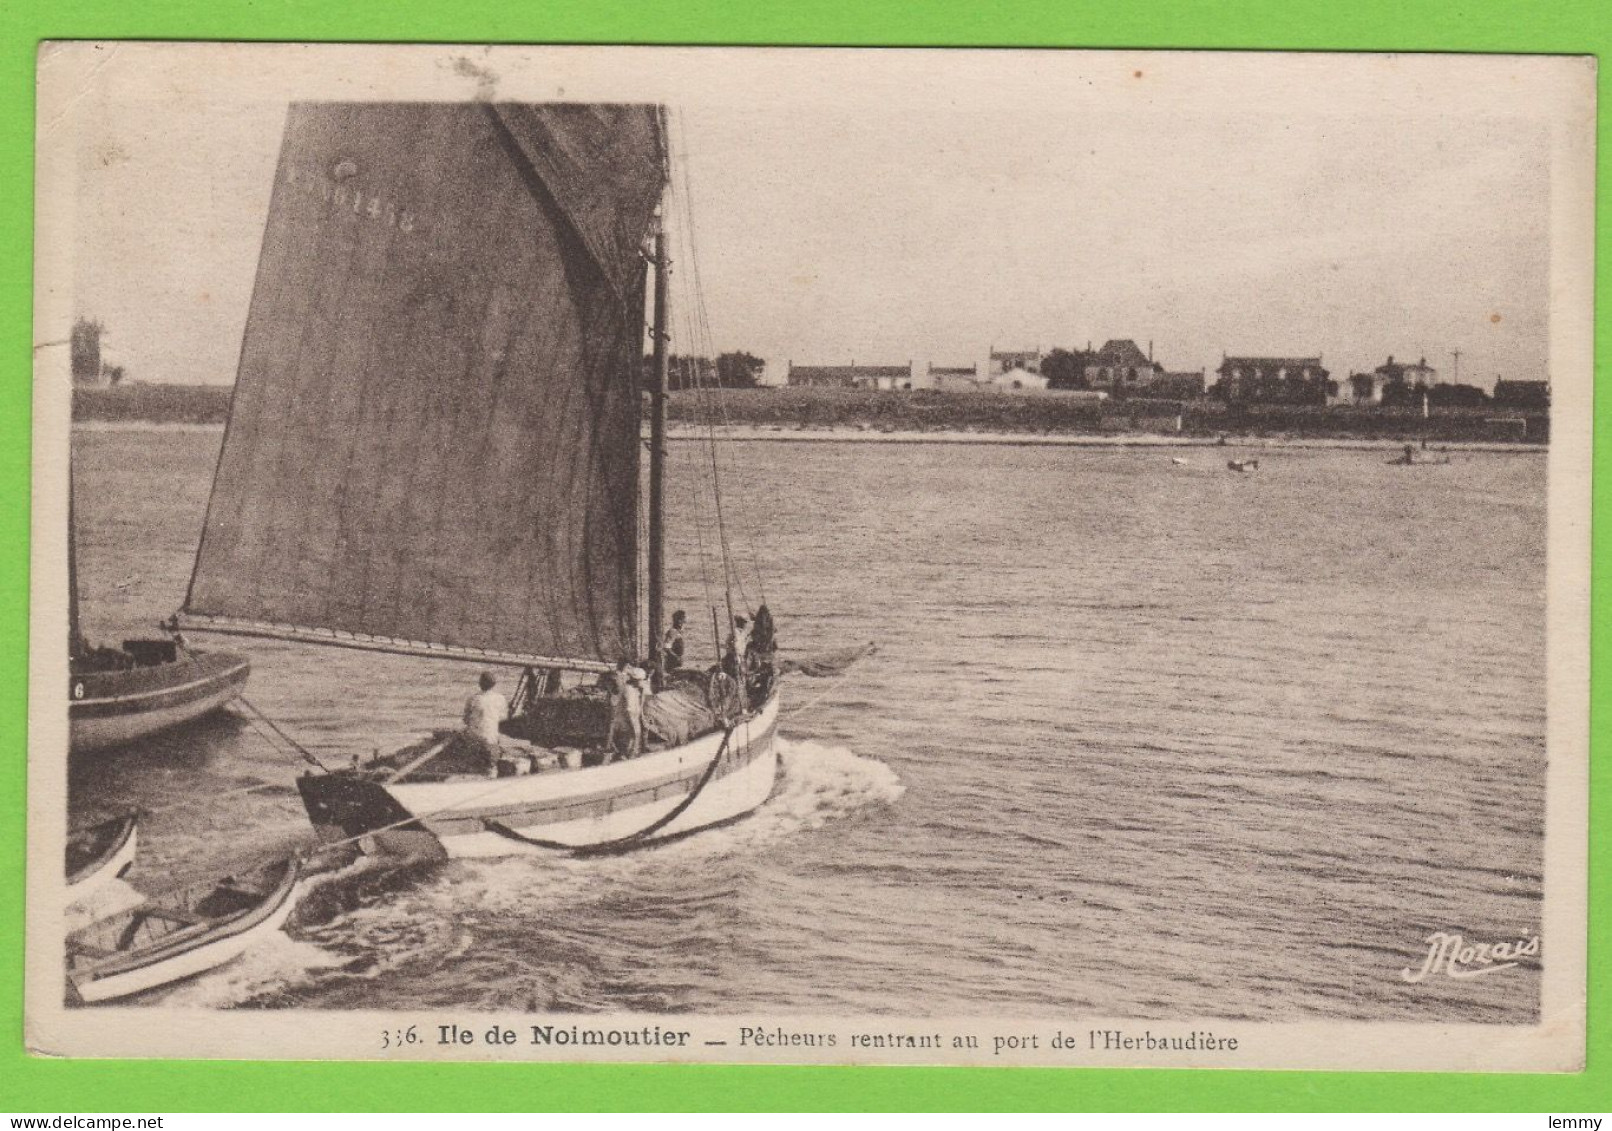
[{"x1": 1401, "y1": 931, "x2": 1540, "y2": 983}]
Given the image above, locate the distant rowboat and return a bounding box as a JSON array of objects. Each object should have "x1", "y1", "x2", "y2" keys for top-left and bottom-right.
[{"x1": 1388, "y1": 444, "x2": 1451, "y2": 466}]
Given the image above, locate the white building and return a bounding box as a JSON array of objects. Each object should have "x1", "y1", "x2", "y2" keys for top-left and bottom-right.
[{"x1": 986, "y1": 365, "x2": 1049, "y2": 392}]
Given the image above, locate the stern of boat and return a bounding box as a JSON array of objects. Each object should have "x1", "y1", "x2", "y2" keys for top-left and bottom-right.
[{"x1": 296, "y1": 772, "x2": 446, "y2": 862}]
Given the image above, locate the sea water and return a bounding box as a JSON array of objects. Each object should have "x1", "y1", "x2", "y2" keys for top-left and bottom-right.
[{"x1": 68, "y1": 429, "x2": 1546, "y2": 1021}]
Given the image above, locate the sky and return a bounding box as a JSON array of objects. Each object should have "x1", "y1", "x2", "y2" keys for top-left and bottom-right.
[{"x1": 52, "y1": 46, "x2": 1566, "y2": 391}]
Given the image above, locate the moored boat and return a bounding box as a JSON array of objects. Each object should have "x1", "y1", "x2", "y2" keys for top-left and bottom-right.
[
  {"x1": 66, "y1": 856, "x2": 302, "y2": 1003},
  {"x1": 66, "y1": 812, "x2": 139, "y2": 903},
  {"x1": 68, "y1": 466, "x2": 249, "y2": 756},
  {"x1": 70, "y1": 644, "x2": 250, "y2": 755}
]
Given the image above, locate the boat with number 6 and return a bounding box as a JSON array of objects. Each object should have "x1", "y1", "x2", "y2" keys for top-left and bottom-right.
[
  {"x1": 175, "y1": 102, "x2": 784, "y2": 860},
  {"x1": 68, "y1": 468, "x2": 249, "y2": 756}
]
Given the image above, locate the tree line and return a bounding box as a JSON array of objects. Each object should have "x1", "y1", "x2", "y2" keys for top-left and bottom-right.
[{"x1": 643, "y1": 351, "x2": 764, "y2": 390}]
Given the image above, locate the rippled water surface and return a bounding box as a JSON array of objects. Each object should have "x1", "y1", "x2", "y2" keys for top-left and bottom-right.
[{"x1": 69, "y1": 428, "x2": 1547, "y2": 1021}]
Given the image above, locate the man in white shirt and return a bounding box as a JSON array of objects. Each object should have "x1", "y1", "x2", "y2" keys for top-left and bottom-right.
[
  {"x1": 605, "y1": 660, "x2": 648, "y2": 761},
  {"x1": 462, "y1": 671, "x2": 508, "y2": 776}
]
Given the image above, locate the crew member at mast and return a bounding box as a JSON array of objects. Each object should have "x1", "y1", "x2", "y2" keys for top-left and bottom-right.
[
  {"x1": 724, "y1": 615, "x2": 752, "y2": 677},
  {"x1": 662, "y1": 610, "x2": 687, "y2": 673},
  {"x1": 462, "y1": 671, "x2": 508, "y2": 776}
]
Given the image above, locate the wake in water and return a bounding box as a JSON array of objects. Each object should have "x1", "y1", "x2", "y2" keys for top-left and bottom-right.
[
  {"x1": 156, "y1": 932, "x2": 347, "y2": 1009},
  {"x1": 145, "y1": 738, "x2": 902, "y2": 1009}
]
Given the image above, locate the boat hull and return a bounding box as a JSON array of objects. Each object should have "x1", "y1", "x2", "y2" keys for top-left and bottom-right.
[
  {"x1": 70, "y1": 650, "x2": 251, "y2": 754},
  {"x1": 66, "y1": 815, "x2": 139, "y2": 907},
  {"x1": 68, "y1": 860, "x2": 302, "y2": 1004},
  {"x1": 299, "y1": 690, "x2": 782, "y2": 859}
]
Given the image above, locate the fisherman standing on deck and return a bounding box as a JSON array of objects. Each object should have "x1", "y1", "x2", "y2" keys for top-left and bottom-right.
[
  {"x1": 723, "y1": 615, "x2": 752, "y2": 680},
  {"x1": 462, "y1": 671, "x2": 508, "y2": 776},
  {"x1": 606, "y1": 660, "x2": 648, "y2": 761},
  {"x1": 662, "y1": 609, "x2": 687, "y2": 673}
]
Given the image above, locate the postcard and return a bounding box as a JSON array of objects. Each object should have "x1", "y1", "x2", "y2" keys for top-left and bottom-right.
[{"x1": 27, "y1": 42, "x2": 1593, "y2": 1070}]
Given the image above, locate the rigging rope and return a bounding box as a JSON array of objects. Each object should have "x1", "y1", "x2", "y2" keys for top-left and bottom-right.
[
  {"x1": 669, "y1": 116, "x2": 772, "y2": 603},
  {"x1": 483, "y1": 723, "x2": 736, "y2": 856},
  {"x1": 664, "y1": 122, "x2": 754, "y2": 617},
  {"x1": 780, "y1": 665, "x2": 862, "y2": 719},
  {"x1": 298, "y1": 721, "x2": 738, "y2": 862},
  {"x1": 683, "y1": 359, "x2": 721, "y2": 639},
  {"x1": 237, "y1": 697, "x2": 331, "y2": 772},
  {"x1": 122, "y1": 763, "x2": 537, "y2": 899}
]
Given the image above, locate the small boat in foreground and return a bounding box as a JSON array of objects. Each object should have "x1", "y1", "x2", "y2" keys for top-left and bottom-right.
[
  {"x1": 66, "y1": 813, "x2": 138, "y2": 904},
  {"x1": 66, "y1": 856, "x2": 302, "y2": 1004}
]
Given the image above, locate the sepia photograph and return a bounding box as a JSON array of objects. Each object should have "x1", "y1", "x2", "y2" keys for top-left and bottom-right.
[{"x1": 25, "y1": 42, "x2": 1593, "y2": 1071}]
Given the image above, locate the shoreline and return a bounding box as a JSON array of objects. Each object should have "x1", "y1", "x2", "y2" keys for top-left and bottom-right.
[
  {"x1": 73, "y1": 419, "x2": 1545, "y2": 453},
  {"x1": 663, "y1": 425, "x2": 1543, "y2": 453}
]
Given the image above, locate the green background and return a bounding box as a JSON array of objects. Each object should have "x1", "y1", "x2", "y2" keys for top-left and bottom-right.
[{"x1": 0, "y1": 0, "x2": 1603, "y2": 1112}]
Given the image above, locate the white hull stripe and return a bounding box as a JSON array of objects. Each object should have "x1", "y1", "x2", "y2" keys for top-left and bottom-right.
[
  {"x1": 420, "y1": 713, "x2": 776, "y2": 835},
  {"x1": 70, "y1": 681, "x2": 248, "y2": 753},
  {"x1": 72, "y1": 880, "x2": 302, "y2": 1002}
]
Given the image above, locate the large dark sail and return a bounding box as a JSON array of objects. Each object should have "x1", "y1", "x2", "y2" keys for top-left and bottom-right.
[{"x1": 182, "y1": 103, "x2": 666, "y2": 667}]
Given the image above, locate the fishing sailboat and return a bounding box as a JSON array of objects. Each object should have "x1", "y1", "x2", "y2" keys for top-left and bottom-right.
[
  {"x1": 69, "y1": 465, "x2": 250, "y2": 755},
  {"x1": 175, "y1": 102, "x2": 783, "y2": 859}
]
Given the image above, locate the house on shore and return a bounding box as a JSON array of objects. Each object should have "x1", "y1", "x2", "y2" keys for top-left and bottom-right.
[
  {"x1": 1213, "y1": 354, "x2": 1331, "y2": 405},
  {"x1": 785, "y1": 362, "x2": 919, "y2": 390},
  {"x1": 1337, "y1": 355, "x2": 1440, "y2": 405},
  {"x1": 987, "y1": 348, "x2": 1043, "y2": 379},
  {"x1": 784, "y1": 350, "x2": 1111, "y2": 395},
  {"x1": 1084, "y1": 339, "x2": 1160, "y2": 394},
  {"x1": 1492, "y1": 380, "x2": 1550, "y2": 409},
  {"x1": 1337, "y1": 372, "x2": 1385, "y2": 406},
  {"x1": 1377, "y1": 355, "x2": 1440, "y2": 388}
]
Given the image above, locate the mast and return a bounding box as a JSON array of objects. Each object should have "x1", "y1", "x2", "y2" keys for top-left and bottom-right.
[
  {"x1": 68, "y1": 461, "x2": 84, "y2": 660},
  {"x1": 648, "y1": 206, "x2": 670, "y2": 687}
]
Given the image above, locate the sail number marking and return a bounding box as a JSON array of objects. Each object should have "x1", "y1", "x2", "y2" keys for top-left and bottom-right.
[{"x1": 284, "y1": 165, "x2": 417, "y2": 232}]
